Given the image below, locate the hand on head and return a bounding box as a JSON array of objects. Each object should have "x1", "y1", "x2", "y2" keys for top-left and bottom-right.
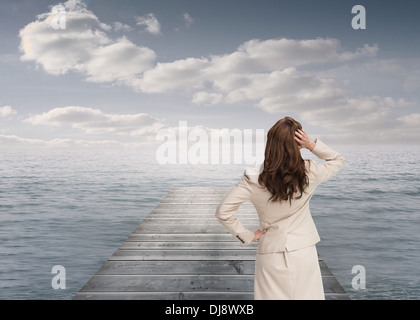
[{"x1": 294, "y1": 129, "x2": 316, "y2": 151}]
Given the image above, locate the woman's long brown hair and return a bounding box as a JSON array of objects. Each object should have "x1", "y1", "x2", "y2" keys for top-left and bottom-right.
[{"x1": 258, "y1": 117, "x2": 309, "y2": 203}]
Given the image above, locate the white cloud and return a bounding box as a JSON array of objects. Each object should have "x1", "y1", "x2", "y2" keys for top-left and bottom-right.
[
  {"x1": 0, "y1": 106, "x2": 17, "y2": 118},
  {"x1": 134, "y1": 36, "x2": 419, "y2": 143},
  {"x1": 136, "y1": 57, "x2": 211, "y2": 93},
  {"x1": 25, "y1": 106, "x2": 165, "y2": 138},
  {"x1": 299, "y1": 97, "x2": 397, "y2": 131},
  {"x1": 0, "y1": 134, "x2": 47, "y2": 147},
  {"x1": 113, "y1": 22, "x2": 133, "y2": 32},
  {"x1": 337, "y1": 43, "x2": 379, "y2": 61},
  {"x1": 19, "y1": 0, "x2": 156, "y2": 83},
  {"x1": 208, "y1": 38, "x2": 378, "y2": 75},
  {"x1": 192, "y1": 92, "x2": 223, "y2": 105},
  {"x1": 216, "y1": 68, "x2": 344, "y2": 112},
  {"x1": 295, "y1": 96, "x2": 420, "y2": 145},
  {"x1": 0, "y1": 134, "x2": 129, "y2": 148},
  {"x1": 183, "y1": 12, "x2": 194, "y2": 28},
  {"x1": 83, "y1": 37, "x2": 156, "y2": 83},
  {"x1": 380, "y1": 96, "x2": 415, "y2": 108},
  {"x1": 398, "y1": 113, "x2": 420, "y2": 126},
  {"x1": 134, "y1": 38, "x2": 379, "y2": 95},
  {"x1": 0, "y1": 133, "x2": 168, "y2": 148},
  {"x1": 136, "y1": 13, "x2": 161, "y2": 35}
]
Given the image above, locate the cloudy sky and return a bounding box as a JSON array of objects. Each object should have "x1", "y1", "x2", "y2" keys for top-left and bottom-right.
[{"x1": 1, "y1": 0, "x2": 419, "y2": 147}]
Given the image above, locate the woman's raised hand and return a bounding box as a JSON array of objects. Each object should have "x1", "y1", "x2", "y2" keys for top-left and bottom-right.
[{"x1": 294, "y1": 129, "x2": 316, "y2": 151}]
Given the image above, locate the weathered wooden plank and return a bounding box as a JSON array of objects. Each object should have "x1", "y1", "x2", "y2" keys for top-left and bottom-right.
[
  {"x1": 126, "y1": 233, "x2": 236, "y2": 242},
  {"x1": 166, "y1": 187, "x2": 232, "y2": 192},
  {"x1": 147, "y1": 212, "x2": 255, "y2": 216},
  {"x1": 133, "y1": 224, "x2": 260, "y2": 234},
  {"x1": 146, "y1": 216, "x2": 257, "y2": 221},
  {"x1": 74, "y1": 291, "x2": 349, "y2": 300},
  {"x1": 140, "y1": 218, "x2": 259, "y2": 225},
  {"x1": 96, "y1": 260, "x2": 256, "y2": 275},
  {"x1": 95, "y1": 259, "x2": 331, "y2": 276},
  {"x1": 160, "y1": 195, "x2": 235, "y2": 200},
  {"x1": 73, "y1": 292, "x2": 254, "y2": 300},
  {"x1": 135, "y1": 222, "x2": 259, "y2": 230},
  {"x1": 79, "y1": 275, "x2": 255, "y2": 292},
  {"x1": 108, "y1": 249, "x2": 257, "y2": 261},
  {"x1": 145, "y1": 211, "x2": 256, "y2": 217},
  {"x1": 78, "y1": 274, "x2": 343, "y2": 294},
  {"x1": 153, "y1": 203, "x2": 254, "y2": 209},
  {"x1": 150, "y1": 206, "x2": 254, "y2": 211},
  {"x1": 119, "y1": 241, "x2": 258, "y2": 250},
  {"x1": 325, "y1": 293, "x2": 351, "y2": 300}
]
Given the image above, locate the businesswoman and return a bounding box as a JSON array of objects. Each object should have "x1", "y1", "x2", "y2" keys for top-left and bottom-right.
[{"x1": 215, "y1": 117, "x2": 345, "y2": 300}]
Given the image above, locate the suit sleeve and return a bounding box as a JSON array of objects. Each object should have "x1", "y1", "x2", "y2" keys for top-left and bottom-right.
[
  {"x1": 215, "y1": 175, "x2": 255, "y2": 246},
  {"x1": 310, "y1": 139, "x2": 345, "y2": 185}
]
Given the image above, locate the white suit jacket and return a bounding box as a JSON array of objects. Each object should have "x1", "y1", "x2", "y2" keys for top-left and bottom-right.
[{"x1": 215, "y1": 139, "x2": 345, "y2": 253}]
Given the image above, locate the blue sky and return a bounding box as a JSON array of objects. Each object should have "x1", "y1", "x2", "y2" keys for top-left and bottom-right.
[{"x1": 0, "y1": 0, "x2": 419, "y2": 147}]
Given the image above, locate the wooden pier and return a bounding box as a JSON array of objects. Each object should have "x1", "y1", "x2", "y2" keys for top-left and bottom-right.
[{"x1": 73, "y1": 187, "x2": 349, "y2": 300}]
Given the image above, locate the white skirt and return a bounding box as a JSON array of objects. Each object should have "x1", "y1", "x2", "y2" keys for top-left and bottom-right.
[{"x1": 254, "y1": 245, "x2": 325, "y2": 300}]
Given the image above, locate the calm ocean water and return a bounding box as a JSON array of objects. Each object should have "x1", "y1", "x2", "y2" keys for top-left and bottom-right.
[{"x1": 0, "y1": 144, "x2": 419, "y2": 300}]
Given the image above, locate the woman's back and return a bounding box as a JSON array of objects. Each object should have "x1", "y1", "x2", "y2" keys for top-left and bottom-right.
[{"x1": 221, "y1": 139, "x2": 345, "y2": 252}]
